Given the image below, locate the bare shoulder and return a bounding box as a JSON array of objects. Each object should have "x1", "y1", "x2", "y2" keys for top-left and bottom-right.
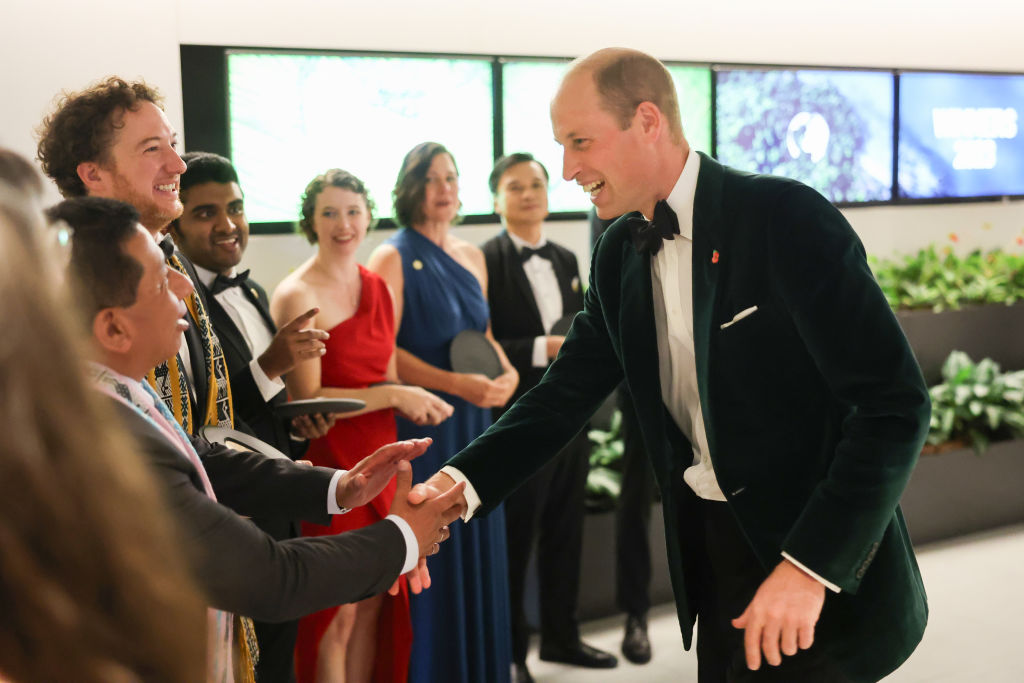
[
  {"x1": 270, "y1": 264, "x2": 319, "y2": 323},
  {"x1": 367, "y1": 242, "x2": 403, "y2": 280},
  {"x1": 451, "y1": 236, "x2": 485, "y2": 269}
]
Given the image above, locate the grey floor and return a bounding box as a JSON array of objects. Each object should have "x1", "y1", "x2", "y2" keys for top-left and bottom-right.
[{"x1": 527, "y1": 524, "x2": 1024, "y2": 682}]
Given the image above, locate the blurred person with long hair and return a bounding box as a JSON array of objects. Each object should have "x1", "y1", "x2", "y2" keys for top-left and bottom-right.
[{"x1": 0, "y1": 149, "x2": 207, "y2": 683}]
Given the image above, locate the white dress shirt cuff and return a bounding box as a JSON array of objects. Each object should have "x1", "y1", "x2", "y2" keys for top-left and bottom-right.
[
  {"x1": 327, "y1": 469, "x2": 351, "y2": 515},
  {"x1": 250, "y1": 357, "x2": 286, "y2": 403},
  {"x1": 385, "y1": 514, "x2": 420, "y2": 574},
  {"x1": 781, "y1": 552, "x2": 841, "y2": 593},
  {"x1": 440, "y1": 465, "x2": 481, "y2": 522},
  {"x1": 531, "y1": 336, "x2": 548, "y2": 368}
]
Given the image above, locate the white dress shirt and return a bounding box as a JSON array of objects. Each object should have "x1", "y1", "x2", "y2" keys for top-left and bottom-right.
[
  {"x1": 194, "y1": 264, "x2": 284, "y2": 403},
  {"x1": 507, "y1": 231, "x2": 564, "y2": 368},
  {"x1": 447, "y1": 149, "x2": 837, "y2": 591}
]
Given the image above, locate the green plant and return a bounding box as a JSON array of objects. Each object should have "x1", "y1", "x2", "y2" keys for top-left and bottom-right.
[
  {"x1": 927, "y1": 351, "x2": 1024, "y2": 454},
  {"x1": 870, "y1": 246, "x2": 1024, "y2": 312},
  {"x1": 586, "y1": 408, "x2": 624, "y2": 511}
]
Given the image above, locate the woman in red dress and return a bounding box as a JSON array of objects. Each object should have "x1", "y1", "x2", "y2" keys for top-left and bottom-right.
[{"x1": 271, "y1": 169, "x2": 453, "y2": 683}]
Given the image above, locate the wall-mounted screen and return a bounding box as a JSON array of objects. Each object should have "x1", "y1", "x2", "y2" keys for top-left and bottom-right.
[
  {"x1": 227, "y1": 51, "x2": 494, "y2": 224},
  {"x1": 715, "y1": 68, "x2": 894, "y2": 203},
  {"x1": 898, "y1": 72, "x2": 1024, "y2": 199},
  {"x1": 501, "y1": 60, "x2": 712, "y2": 213}
]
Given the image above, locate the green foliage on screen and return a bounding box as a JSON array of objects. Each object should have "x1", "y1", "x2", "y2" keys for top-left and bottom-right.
[{"x1": 228, "y1": 52, "x2": 494, "y2": 224}]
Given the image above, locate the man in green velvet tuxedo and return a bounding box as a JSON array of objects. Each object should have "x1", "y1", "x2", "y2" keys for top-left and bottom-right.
[{"x1": 414, "y1": 48, "x2": 930, "y2": 683}]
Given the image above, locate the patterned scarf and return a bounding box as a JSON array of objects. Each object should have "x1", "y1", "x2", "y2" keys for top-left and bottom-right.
[
  {"x1": 90, "y1": 364, "x2": 257, "y2": 682},
  {"x1": 146, "y1": 249, "x2": 234, "y2": 434}
]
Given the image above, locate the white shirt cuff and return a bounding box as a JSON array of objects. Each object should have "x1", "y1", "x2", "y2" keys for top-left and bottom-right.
[
  {"x1": 326, "y1": 469, "x2": 350, "y2": 514},
  {"x1": 781, "y1": 552, "x2": 841, "y2": 593},
  {"x1": 440, "y1": 465, "x2": 481, "y2": 522},
  {"x1": 385, "y1": 514, "x2": 420, "y2": 574},
  {"x1": 250, "y1": 357, "x2": 286, "y2": 402},
  {"x1": 531, "y1": 336, "x2": 548, "y2": 368}
]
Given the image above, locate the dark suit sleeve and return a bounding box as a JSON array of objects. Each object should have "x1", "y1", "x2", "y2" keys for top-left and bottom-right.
[
  {"x1": 449, "y1": 236, "x2": 624, "y2": 514},
  {"x1": 767, "y1": 185, "x2": 930, "y2": 591},
  {"x1": 193, "y1": 435, "x2": 333, "y2": 525},
  {"x1": 118, "y1": 406, "x2": 405, "y2": 621}
]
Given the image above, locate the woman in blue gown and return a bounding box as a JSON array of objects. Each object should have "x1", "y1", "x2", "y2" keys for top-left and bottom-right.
[{"x1": 368, "y1": 142, "x2": 518, "y2": 683}]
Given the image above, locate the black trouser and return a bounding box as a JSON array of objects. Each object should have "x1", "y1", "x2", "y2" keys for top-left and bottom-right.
[
  {"x1": 615, "y1": 389, "x2": 655, "y2": 619},
  {"x1": 679, "y1": 497, "x2": 851, "y2": 683},
  {"x1": 504, "y1": 429, "x2": 590, "y2": 664}
]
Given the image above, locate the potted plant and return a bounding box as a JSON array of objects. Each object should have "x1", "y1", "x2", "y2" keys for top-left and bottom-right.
[
  {"x1": 901, "y1": 351, "x2": 1024, "y2": 544},
  {"x1": 870, "y1": 244, "x2": 1024, "y2": 384},
  {"x1": 925, "y1": 350, "x2": 1024, "y2": 454}
]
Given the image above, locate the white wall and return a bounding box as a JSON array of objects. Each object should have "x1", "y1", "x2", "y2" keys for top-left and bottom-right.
[{"x1": 3, "y1": 0, "x2": 1024, "y2": 292}]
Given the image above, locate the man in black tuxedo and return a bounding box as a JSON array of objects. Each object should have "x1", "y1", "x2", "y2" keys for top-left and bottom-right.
[
  {"x1": 170, "y1": 151, "x2": 333, "y2": 682},
  {"x1": 53, "y1": 195, "x2": 464, "y2": 682},
  {"x1": 416, "y1": 48, "x2": 930, "y2": 683},
  {"x1": 482, "y1": 153, "x2": 617, "y2": 683}
]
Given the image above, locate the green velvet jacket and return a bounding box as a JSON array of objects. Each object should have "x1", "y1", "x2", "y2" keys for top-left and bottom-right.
[{"x1": 449, "y1": 153, "x2": 930, "y2": 682}]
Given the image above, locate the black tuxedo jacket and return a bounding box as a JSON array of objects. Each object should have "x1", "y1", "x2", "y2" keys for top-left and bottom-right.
[
  {"x1": 111, "y1": 400, "x2": 405, "y2": 622},
  {"x1": 201, "y1": 276, "x2": 298, "y2": 455},
  {"x1": 451, "y1": 154, "x2": 931, "y2": 682},
  {"x1": 482, "y1": 231, "x2": 583, "y2": 408}
]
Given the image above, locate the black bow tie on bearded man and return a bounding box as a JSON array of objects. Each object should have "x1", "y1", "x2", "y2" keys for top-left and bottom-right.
[
  {"x1": 211, "y1": 270, "x2": 252, "y2": 295},
  {"x1": 626, "y1": 199, "x2": 679, "y2": 256}
]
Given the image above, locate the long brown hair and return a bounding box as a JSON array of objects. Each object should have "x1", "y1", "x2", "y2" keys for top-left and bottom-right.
[
  {"x1": 0, "y1": 167, "x2": 206, "y2": 682},
  {"x1": 392, "y1": 141, "x2": 460, "y2": 227}
]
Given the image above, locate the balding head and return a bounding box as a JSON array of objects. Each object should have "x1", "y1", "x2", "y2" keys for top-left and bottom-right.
[{"x1": 562, "y1": 48, "x2": 685, "y2": 145}]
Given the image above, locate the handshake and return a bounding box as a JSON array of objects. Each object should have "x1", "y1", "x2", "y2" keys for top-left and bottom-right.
[{"x1": 332, "y1": 437, "x2": 469, "y2": 593}]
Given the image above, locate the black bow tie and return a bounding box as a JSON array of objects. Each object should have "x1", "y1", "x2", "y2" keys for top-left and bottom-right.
[
  {"x1": 211, "y1": 270, "x2": 251, "y2": 295},
  {"x1": 520, "y1": 244, "x2": 552, "y2": 262},
  {"x1": 626, "y1": 200, "x2": 679, "y2": 256}
]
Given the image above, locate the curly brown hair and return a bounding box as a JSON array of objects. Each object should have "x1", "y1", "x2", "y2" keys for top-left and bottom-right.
[
  {"x1": 36, "y1": 77, "x2": 163, "y2": 198},
  {"x1": 392, "y1": 142, "x2": 461, "y2": 227},
  {"x1": 298, "y1": 168, "x2": 376, "y2": 243}
]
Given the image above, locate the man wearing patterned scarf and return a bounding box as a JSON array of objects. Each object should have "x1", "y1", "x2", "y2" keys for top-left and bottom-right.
[
  {"x1": 37, "y1": 76, "x2": 232, "y2": 436},
  {"x1": 52, "y1": 195, "x2": 465, "y2": 683}
]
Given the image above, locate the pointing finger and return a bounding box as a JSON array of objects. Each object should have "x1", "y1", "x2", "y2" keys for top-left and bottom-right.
[{"x1": 283, "y1": 307, "x2": 319, "y2": 330}]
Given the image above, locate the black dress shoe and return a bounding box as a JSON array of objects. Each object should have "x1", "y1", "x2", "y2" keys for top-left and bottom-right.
[
  {"x1": 511, "y1": 661, "x2": 535, "y2": 683},
  {"x1": 622, "y1": 614, "x2": 652, "y2": 664},
  {"x1": 539, "y1": 641, "x2": 618, "y2": 668}
]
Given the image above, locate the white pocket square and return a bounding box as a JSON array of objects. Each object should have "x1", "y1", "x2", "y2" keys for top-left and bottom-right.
[{"x1": 720, "y1": 305, "x2": 759, "y2": 330}]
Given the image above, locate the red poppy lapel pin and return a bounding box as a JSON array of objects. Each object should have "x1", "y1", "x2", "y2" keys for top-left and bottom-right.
[{"x1": 711, "y1": 250, "x2": 720, "y2": 264}]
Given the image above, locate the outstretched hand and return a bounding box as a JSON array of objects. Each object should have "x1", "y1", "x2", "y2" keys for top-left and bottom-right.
[
  {"x1": 387, "y1": 557, "x2": 432, "y2": 596},
  {"x1": 407, "y1": 470, "x2": 466, "y2": 512},
  {"x1": 388, "y1": 460, "x2": 465, "y2": 558},
  {"x1": 334, "y1": 438, "x2": 432, "y2": 510},
  {"x1": 731, "y1": 559, "x2": 826, "y2": 671}
]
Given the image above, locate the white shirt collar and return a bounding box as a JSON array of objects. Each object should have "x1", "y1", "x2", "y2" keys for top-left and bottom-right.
[
  {"x1": 193, "y1": 263, "x2": 236, "y2": 290},
  {"x1": 506, "y1": 229, "x2": 548, "y2": 252},
  {"x1": 661, "y1": 146, "x2": 700, "y2": 241},
  {"x1": 87, "y1": 360, "x2": 148, "y2": 393}
]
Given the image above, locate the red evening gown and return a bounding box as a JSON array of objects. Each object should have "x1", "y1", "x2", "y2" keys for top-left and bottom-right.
[{"x1": 294, "y1": 266, "x2": 411, "y2": 683}]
